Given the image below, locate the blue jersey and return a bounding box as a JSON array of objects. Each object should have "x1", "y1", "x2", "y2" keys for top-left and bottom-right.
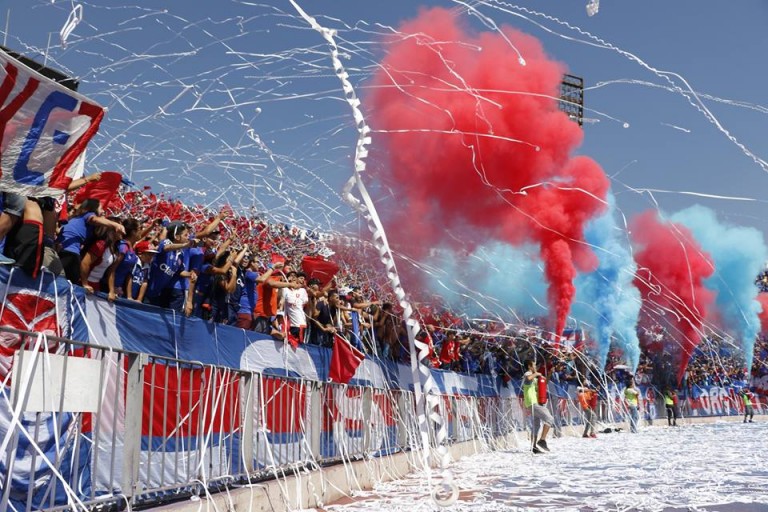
[
  {"x1": 195, "y1": 263, "x2": 214, "y2": 297},
  {"x1": 237, "y1": 270, "x2": 258, "y2": 315},
  {"x1": 210, "y1": 271, "x2": 232, "y2": 323},
  {"x1": 131, "y1": 262, "x2": 150, "y2": 299},
  {"x1": 57, "y1": 212, "x2": 95, "y2": 255},
  {"x1": 171, "y1": 248, "x2": 191, "y2": 291},
  {"x1": 113, "y1": 240, "x2": 138, "y2": 292},
  {"x1": 227, "y1": 269, "x2": 244, "y2": 315},
  {"x1": 186, "y1": 246, "x2": 205, "y2": 274},
  {"x1": 147, "y1": 239, "x2": 184, "y2": 298}
]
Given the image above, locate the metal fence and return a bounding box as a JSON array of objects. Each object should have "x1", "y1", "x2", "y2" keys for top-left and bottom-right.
[
  {"x1": 0, "y1": 326, "x2": 523, "y2": 511},
  {"x1": 8, "y1": 322, "x2": 760, "y2": 512}
]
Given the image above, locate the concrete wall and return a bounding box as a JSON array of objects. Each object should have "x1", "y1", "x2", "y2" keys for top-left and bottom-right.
[{"x1": 152, "y1": 433, "x2": 521, "y2": 512}]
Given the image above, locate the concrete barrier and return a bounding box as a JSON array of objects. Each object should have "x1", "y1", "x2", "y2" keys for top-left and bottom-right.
[{"x1": 152, "y1": 433, "x2": 521, "y2": 512}]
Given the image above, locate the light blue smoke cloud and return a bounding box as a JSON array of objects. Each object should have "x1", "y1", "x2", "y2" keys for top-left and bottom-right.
[
  {"x1": 671, "y1": 205, "x2": 767, "y2": 371},
  {"x1": 574, "y1": 196, "x2": 641, "y2": 371},
  {"x1": 425, "y1": 242, "x2": 548, "y2": 323}
]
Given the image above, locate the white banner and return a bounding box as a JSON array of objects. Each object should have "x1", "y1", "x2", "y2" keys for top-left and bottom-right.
[{"x1": 0, "y1": 48, "x2": 104, "y2": 196}]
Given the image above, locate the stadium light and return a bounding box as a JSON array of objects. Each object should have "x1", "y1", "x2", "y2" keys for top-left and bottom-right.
[{"x1": 560, "y1": 74, "x2": 584, "y2": 127}]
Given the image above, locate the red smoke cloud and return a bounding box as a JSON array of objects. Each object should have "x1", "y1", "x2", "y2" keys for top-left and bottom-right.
[
  {"x1": 367, "y1": 8, "x2": 608, "y2": 337},
  {"x1": 631, "y1": 211, "x2": 714, "y2": 385},
  {"x1": 757, "y1": 293, "x2": 768, "y2": 333}
]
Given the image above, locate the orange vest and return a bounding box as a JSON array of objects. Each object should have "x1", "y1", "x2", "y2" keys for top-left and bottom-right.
[{"x1": 578, "y1": 389, "x2": 595, "y2": 410}]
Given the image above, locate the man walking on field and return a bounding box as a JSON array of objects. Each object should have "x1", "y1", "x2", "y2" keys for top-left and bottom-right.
[{"x1": 523, "y1": 359, "x2": 554, "y2": 454}]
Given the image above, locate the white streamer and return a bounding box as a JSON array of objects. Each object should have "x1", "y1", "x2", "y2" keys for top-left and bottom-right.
[
  {"x1": 60, "y1": 4, "x2": 83, "y2": 48},
  {"x1": 288, "y1": 1, "x2": 457, "y2": 506}
]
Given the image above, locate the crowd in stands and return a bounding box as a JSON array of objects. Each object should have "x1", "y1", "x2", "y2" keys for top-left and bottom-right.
[
  {"x1": 755, "y1": 269, "x2": 768, "y2": 293},
  {"x1": 0, "y1": 174, "x2": 767, "y2": 396},
  {"x1": 0, "y1": 178, "x2": 417, "y2": 356}
]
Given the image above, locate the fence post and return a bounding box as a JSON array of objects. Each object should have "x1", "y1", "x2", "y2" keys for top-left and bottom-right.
[
  {"x1": 241, "y1": 372, "x2": 255, "y2": 474},
  {"x1": 449, "y1": 396, "x2": 457, "y2": 441},
  {"x1": 396, "y1": 392, "x2": 409, "y2": 450},
  {"x1": 309, "y1": 381, "x2": 322, "y2": 461},
  {"x1": 122, "y1": 353, "x2": 147, "y2": 501},
  {"x1": 1, "y1": 340, "x2": 29, "y2": 511},
  {"x1": 362, "y1": 386, "x2": 372, "y2": 453}
]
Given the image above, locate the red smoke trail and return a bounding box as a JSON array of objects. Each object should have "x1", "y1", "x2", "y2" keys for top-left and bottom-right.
[
  {"x1": 367, "y1": 8, "x2": 608, "y2": 338},
  {"x1": 757, "y1": 293, "x2": 768, "y2": 333},
  {"x1": 630, "y1": 211, "x2": 714, "y2": 385}
]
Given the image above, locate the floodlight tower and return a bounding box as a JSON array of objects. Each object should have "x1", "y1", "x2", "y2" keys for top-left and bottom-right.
[{"x1": 560, "y1": 74, "x2": 584, "y2": 126}]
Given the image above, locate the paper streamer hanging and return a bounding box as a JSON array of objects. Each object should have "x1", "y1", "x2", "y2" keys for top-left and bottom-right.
[
  {"x1": 288, "y1": 1, "x2": 458, "y2": 506},
  {"x1": 60, "y1": 4, "x2": 83, "y2": 47}
]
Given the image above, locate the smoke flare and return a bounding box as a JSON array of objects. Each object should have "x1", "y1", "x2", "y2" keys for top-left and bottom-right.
[{"x1": 368, "y1": 8, "x2": 608, "y2": 337}]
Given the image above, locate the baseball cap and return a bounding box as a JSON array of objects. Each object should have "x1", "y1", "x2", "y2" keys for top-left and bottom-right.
[{"x1": 135, "y1": 240, "x2": 158, "y2": 254}]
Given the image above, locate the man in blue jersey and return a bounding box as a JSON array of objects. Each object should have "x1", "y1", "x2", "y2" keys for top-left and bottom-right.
[
  {"x1": 231, "y1": 248, "x2": 259, "y2": 329},
  {"x1": 187, "y1": 230, "x2": 234, "y2": 318},
  {"x1": 209, "y1": 245, "x2": 249, "y2": 324}
]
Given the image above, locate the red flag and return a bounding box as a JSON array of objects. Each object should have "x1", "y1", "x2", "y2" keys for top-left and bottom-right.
[
  {"x1": 0, "y1": 289, "x2": 62, "y2": 382},
  {"x1": 423, "y1": 333, "x2": 441, "y2": 367},
  {"x1": 286, "y1": 326, "x2": 304, "y2": 350},
  {"x1": 277, "y1": 314, "x2": 301, "y2": 350},
  {"x1": 439, "y1": 339, "x2": 452, "y2": 364},
  {"x1": 301, "y1": 255, "x2": 339, "y2": 287},
  {"x1": 451, "y1": 338, "x2": 462, "y2": 361},
  {"x1": 74, "y1": 171, "x2": 123, "y2": 209},
  {"x1": 329, "y1": 334, "x2": 365, "y2": 384}
]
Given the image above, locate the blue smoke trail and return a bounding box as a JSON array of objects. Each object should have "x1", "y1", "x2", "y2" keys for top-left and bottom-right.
[
  {"x1": 671, "y1": 205, "x2": 767, "y2": 372},
  {"x1": 574, "y1": 196, "x2": 641, "y2": 371},
  {"x1": 426, "y1": 242, "x2": 548, "y2": 321}
]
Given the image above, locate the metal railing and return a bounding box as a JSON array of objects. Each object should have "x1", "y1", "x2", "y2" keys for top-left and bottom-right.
[
  {"x1": 4, "y1": 323, "x2": 759, "y2": 511},
  {"x1": 0, "y1": 325, "x2": 523, "y2": 511}
]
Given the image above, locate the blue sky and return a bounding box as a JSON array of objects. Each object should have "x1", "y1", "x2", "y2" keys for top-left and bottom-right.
[{"x1": 5, "y1": 0, "x2": 768, "y2": 239}]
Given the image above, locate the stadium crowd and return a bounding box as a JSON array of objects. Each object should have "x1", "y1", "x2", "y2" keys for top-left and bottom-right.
[{"x1": 0, "y1": 175, "x2": 766, "y2": 397}]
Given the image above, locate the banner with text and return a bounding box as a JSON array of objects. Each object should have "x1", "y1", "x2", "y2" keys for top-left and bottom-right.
[{"x1": 0, "y1": 48, "x2": 105, "y2": 196}]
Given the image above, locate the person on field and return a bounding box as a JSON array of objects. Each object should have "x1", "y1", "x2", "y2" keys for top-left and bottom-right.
[{"x1": 522, "y1": 359, "x2": 553, "y2": 454}]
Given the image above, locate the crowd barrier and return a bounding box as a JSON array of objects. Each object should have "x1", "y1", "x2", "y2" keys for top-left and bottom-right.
[
  {"x1": 3, "y1": 326, "x2": 762, "y2": 512},
  {"x1": 0, "y1": 324, "x2": 527, "y2": 511}
]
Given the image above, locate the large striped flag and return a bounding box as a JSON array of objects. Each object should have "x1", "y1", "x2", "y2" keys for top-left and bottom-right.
[
  {"x1": 0, "y1": 268, "x2": 90, "y2": 510},
  {"x1": 0, "y1": 48, "x2": 105, "y2": 197}
]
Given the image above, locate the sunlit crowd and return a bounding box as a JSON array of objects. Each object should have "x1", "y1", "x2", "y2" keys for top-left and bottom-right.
[{"x1": 0, "y1": 178, "x2": 766, "y2": 397}]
